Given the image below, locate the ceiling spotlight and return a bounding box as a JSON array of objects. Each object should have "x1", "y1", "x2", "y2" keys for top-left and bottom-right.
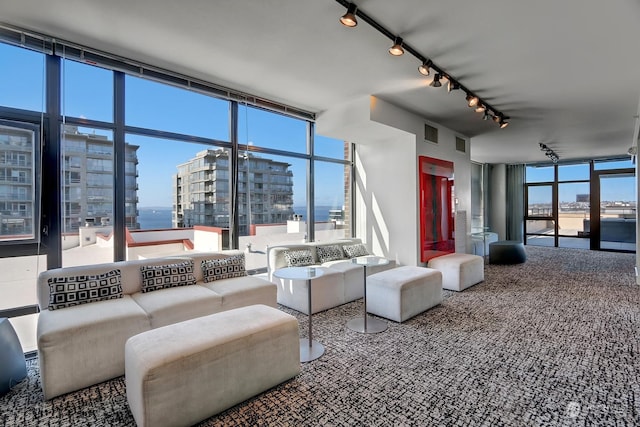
[
  {"x1": 418, "y1": 60, "x2": 432, "y2": 76},
  {"x1": 539, "y1": 142, "x2": 558, "y2": 162},
  {"x1": 447, "y1": 79, "x2": 460, "y2": 92},
  {"x1": 429, "y1": 73, "x2": 442, "y2": 88},
  {"x1": 494, "y1": 114, "x2": 509, "y2": 128},
  {"x1": 333, "y1": 1, "x2": 510, "y2": 126},
  {"x1": 388, "y1": 37, "x2": 404, "y2": 56},
  {"x1": 340, "y1": 3, "x2": 358, "y2": 27}
]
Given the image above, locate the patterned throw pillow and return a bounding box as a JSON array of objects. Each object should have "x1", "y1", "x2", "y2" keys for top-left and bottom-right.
[
  {"x1": 316, "y1": 245, "x2": 345, "y2": 263},
  {"x1": 140, "y1": 260, "x2": 196, "y2": 293},
  {"x1": 283, "y1": 249, "x2": 314, "y2": 267},
  {"x1": 48, "y1": 269, "x2": 123, "y2": 310},
  {"x1": 202, "y1": 254, "x2": 247, "y2": 282},
  {"x1": 343, "y1": 243, "x2": 369, "y2": 258}
]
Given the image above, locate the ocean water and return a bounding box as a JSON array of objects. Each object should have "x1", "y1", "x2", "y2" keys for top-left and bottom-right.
[
  {"x1": 137, "y1": 206, "x2": 341, "y2": 229},
  {"x1": 138, "y1": 208, "x2": 172, "y2": 229}
]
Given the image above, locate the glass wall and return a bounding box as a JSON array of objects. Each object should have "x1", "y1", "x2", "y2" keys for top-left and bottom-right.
[
  {"x1": 525, "y1": 160, "x2": 634, "y2": 251},
  {"x1": 0, "y1": 36, "x2": 353, "y2": 352},
  {"x1": 0, "y1": 45, "x2": 48, "y2": 353}
]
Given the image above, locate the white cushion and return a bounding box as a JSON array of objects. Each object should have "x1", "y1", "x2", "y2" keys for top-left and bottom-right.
[
  {"x1": 367, "y1": 266, "x2": 442, "y2": 322},
  {"x1": 428, "y1": 253, "x2": 484, "y2": 291},
  {"x1": 37, "y1": 295, "x2": 151, "y2": 399},
  {"x1": 125, "y1": 305, "x2": 300, "y2": 427},
  {"x1": 273, "y1": 266, "x2": 345, "y2": 314},
  {"x1": 131, "y1": 285, "x2": 222, "y2": 328},
  {"x1": 201, "y1": 275, "x2": 276, "y2": 310}
]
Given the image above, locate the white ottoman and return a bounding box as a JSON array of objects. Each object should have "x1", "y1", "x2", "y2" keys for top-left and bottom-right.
[
  {"x1": 427, "y1": 253, "x2": 484, "y2": 291},
  {"x1": 366, "y1": 266, "x2": 442, "y2": 322},
  {"x1": 125, "y1": 305, "x2": 300, "y2": 427}
]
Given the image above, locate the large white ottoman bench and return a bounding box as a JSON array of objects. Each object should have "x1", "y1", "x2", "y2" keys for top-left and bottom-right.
[
  {"x1": 366, "y1": 266, "x2": 442, "y2": 322},
  {"x1": 125, "y1": 304, "x2": 300, "y2": 427},
  {"x1": 427, "y1": 253, "x2": 484, "y2": 292}
]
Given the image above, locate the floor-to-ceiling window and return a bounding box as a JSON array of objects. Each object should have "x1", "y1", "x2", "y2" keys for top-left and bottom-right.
[
  {"x1": 592, "y1": 158, "x2": 636, "y2": 251},
  {"x1": 0, "y1": 28, "x2": 353, "y2": 352},
  {"x1": 0, "y1": 42, "x2": 47, "y2": 353},
  {"x1": 525, "y1": 159, "x2": 635, "y2": 251}
]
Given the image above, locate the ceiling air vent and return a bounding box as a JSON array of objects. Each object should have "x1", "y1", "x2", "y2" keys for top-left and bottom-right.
[
  {"x1": 424, "y1": 124, "x2": 438, "y2": 143},
  {"x1": 455, "y1": 137, "x2": 466, "y2": 153}
]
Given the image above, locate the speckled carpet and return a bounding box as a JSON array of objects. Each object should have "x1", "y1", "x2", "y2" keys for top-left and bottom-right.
[{"x1": 2, "y1": 246, "x2": 639, "y2": 426}]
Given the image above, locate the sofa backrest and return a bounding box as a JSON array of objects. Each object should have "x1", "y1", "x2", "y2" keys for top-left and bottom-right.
[
  {"x1": 36, "y1": 250, "x2": 245, "y2": 310},
  {"x1": 266, "y1": 238, "x2": 362, "y2": 279}
]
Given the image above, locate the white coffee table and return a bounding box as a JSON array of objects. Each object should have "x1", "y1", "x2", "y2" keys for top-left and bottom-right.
[
  {"x1": 347, "y1": 256, "x2": 389, "y2": 333},
  {"x1": 273, "y1": 266, "x2": 325, "y2": 362}
]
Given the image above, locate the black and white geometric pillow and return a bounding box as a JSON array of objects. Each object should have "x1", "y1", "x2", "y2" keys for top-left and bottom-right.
[
  {"x1": 140, "y1": 260, "x2": 196, "y2": 293},
  {"x1": 343, "y1": 243, "x2": 369, "y2": 258},
  {"x1": 202, "y1": 254, "x2": 247, "y2": 283},
  {"x1": 47, "y1": 269, "x2": 123, "y2": 311},
  {"x1": 317, "y1": 245, "x2": 345, "y2": 263},
  {"x1": 283, "y1": 249, "x2": 314, "y2": 267}
]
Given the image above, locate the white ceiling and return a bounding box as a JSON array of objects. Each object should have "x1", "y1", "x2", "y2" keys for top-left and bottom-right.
[{"x1": 3, "y1": 0, "x2": 640, "y2": 164}]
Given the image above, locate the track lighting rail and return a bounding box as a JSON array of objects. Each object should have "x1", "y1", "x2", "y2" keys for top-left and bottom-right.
[{"x1": 336, "y1": 0, "x2": 509, "y2": 128}]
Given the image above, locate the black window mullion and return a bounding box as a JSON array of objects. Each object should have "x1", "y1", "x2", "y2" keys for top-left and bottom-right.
[
  {"x1": 42, "y1": 54, "x2": 62, "y2": 269},
  {"x1": 113, "y1": 71, "x2": 125, "y2": 261},
  {"x1": 230, "y1": 101, "x2": 239, "y2": 250},
  {"x1": 307, "y1": 121, "x2": 315, "y2": 243}
]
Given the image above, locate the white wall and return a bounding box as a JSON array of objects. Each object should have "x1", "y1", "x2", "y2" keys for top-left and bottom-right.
[
  {"x1": 355, "y1": 136, "x2": 415, "y2": 265},
  {"x1": 318, "y1": 96, "x2": 474, "y2": 267}
]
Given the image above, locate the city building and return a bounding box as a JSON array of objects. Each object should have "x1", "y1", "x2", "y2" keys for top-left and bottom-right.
[
  {"x1": 62, "y1": 125, "x2": 139, "y2": 231},
  {"x1": 173, "y1": 149, "x2": 294, "y2": 234},
  {"x1": 0, "y1": 124, "x2": 35, "y2": 238}
]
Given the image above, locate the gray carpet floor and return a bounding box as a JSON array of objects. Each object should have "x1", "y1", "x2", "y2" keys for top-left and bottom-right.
[{"x1": 1, "y1": 246, "x2": 639, "y2": 426}]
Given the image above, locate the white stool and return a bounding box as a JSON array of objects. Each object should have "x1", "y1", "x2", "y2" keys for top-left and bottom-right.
[
  {"x1": 125, "y1": 305, "x2": 300, "y2": 427},
  {"x1": 427, "y1": 253, "x2": 484, "y2": 291},
  {"x1": 366, "y1": 266, "x2": 442, "y2": 322}
]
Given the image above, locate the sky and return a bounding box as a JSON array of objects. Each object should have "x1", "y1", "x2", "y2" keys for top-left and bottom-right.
[
  {"x1": 0, "y1": 43, "x2": 346, "y2": 208},
  {"x1": 526, "y1": 163, "x2": 636, "y2": 204}
]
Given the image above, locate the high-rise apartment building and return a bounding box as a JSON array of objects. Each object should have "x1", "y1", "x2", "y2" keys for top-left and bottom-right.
[
  {"x1": 62, "y1": 125, "x2": 139, "y2": 231},
  {"x1": 173, "y1": 149, "x2": 294, "y2": 233},
  {"x1": 0, "y1": 124, "x2": 36, "y2": 238}
]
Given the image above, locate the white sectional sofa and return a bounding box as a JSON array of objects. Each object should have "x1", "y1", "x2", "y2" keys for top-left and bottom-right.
[
  {"x1": 36, "y1": 251, "x2": 276, "y2": 400},
  {"x1": 267, "y1": 238, "x2": 396, "y2": 314}
]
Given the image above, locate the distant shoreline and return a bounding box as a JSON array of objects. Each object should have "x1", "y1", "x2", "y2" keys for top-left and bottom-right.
[{"x1": 137, "y1": 206, "x2": 343, "y2": 229}]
